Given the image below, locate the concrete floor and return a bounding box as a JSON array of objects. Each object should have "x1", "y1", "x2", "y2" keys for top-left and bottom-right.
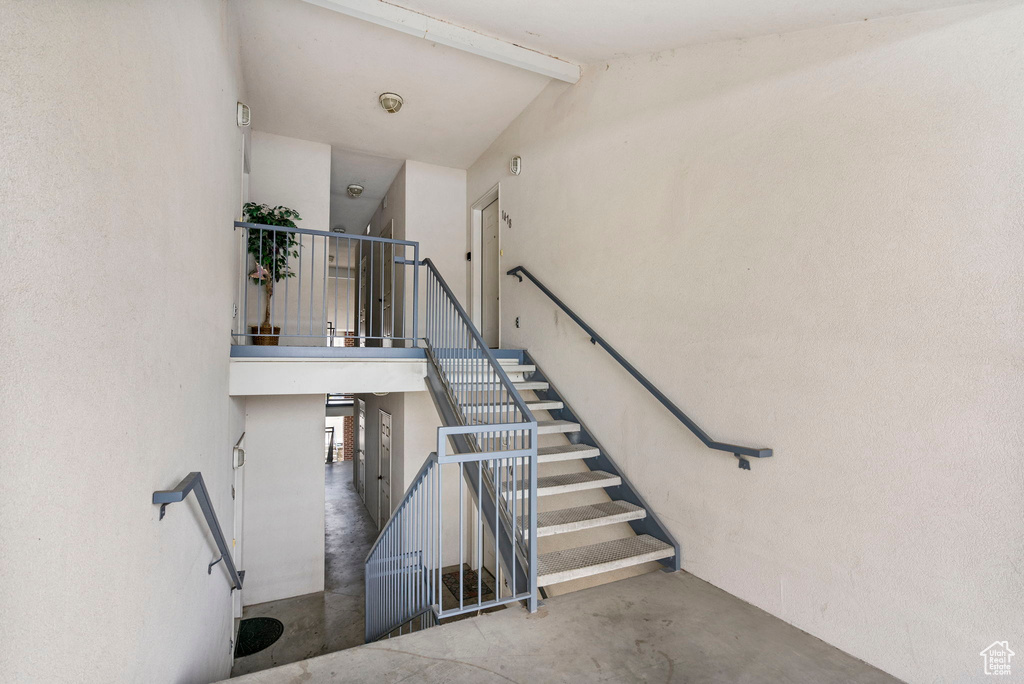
[
  {"x1": 230, "y1": 461, "x2": 378, "y2": 677},
  {"x1": 227, "y1": 566, "x2": 901, "y2": 684}
]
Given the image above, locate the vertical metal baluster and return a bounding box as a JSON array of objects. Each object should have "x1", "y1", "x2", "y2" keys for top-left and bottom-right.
[
  {"x1": 459, "y1": 462, "x2": 464, "y2": 612},
  {"x1": 310, "y1": 236, "x2": 316, "y2": 337},
  {"x1": 333, "y1": 235, "x2": 338, "y2": 346},
  {"x1": 436, "y1": 456, "x2": 442, "y2": 618},
  {"x1": 390, "y1": 242, "x2": 395, "y2": 345},
  {"x1": 345, "y1": 238, "x2": 351, "y2": 344},
  {"x1": 412, "y1": 245, "x2": 419, "y2": 343},
  {"x1": 322, "y1": 234, "x2": 328, "y2": 341},
  {"x1": 512, "y1": 452, "x2": 518, "y2": 598},
  {"x1": 368, "y1": 242, "x2": 374, "y2": 344},
  {"x1": 477, "y1": 461, "x2": 482, "y2": 607},
  {"x1": 493, "y1": 454, "x2": 500, "y2": 602},
  {"x1": 243, "y1": 227, "x2": 250, "y2": 344}
]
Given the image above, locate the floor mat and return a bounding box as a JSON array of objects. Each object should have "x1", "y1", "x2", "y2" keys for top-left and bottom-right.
[
  {"x1": 234, "y1": 617, "x2": 284, "y2": 658},
  {"x1": 441, "y1": 567, "x2": 493, "y2": 602}
]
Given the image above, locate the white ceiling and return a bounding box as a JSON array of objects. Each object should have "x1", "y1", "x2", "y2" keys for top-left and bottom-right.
[
  {"x1": 392, "y1": 0, "x2": 989, "y2": 64},
  {"x1": 232, "y1": 0, "x2": 552, "y2": 170},
  {"x1": 329, "y1": 148, "x2": 403, "y2": 234}
]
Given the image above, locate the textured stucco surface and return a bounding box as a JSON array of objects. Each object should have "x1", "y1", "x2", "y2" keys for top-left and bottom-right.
[
  {"x1": 467, "y1": 2, "x2": 1024, "y2": 682},
  {"x1": 0, "y1": 1, "x2": 244, "y2": 681},
  {"x1": 242, "y1": 394, "x2": 326, "y2": 606}
]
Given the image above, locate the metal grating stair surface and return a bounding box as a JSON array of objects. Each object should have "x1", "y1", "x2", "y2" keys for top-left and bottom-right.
[
  {"x1": 464, "y1": 400, "x2": 564, "y2": 414},
  {"x1": 521, "y1": 501, "x2": 646, "y2": 538},
  {"x1": 529, "y1": 470, "x2": 620, "y2": 497},
  {"x1": 537, "y1": 443, "x2": 600, "y2": 463},
  {"x1": 537, "y1": 535, "x2": 674, "y2": 585},
  {"x1": 447, "y1": 364, "x2": 535, "y2": 376}
]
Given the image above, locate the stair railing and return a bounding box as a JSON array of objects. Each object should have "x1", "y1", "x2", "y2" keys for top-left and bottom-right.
[
  {"x1": 364, "y1": 260, "x2": 538, "y2": 642},
  {"x1": 153, "y1": 472, "x2": 244, "y2": 590},
  {"x1": 233, "y1": 221, "x2": 419, "y2": 348},
  {"x1": 507, "y1": 265, "x2": 772, "y2": 469}
]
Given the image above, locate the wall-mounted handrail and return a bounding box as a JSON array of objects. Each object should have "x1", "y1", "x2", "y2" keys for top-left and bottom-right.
[
  {"x1": 153, "y1": 472, "x2": 244, "y2": 590},
  {"x1": 507, "y1": 265, "x2": 772, "y2": 469}
]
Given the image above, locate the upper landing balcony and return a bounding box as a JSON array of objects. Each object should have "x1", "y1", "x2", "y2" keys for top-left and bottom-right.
[{"x1": 229, "y1": 221, "x2": 428, "y2": 396}]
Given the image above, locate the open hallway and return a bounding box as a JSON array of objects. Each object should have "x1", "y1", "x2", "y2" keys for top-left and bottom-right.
[
  {"x1": 229, "y1": 568, "x2": 900, "y2": 683},
  {"x1": 231, "y1": 461, "x2": 377, "y2": 676}
]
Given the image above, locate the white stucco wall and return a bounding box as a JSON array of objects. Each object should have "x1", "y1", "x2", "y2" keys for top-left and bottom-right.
[
  {"x1": 359, "y1": 160, "x2": 468, "y2": 557},
  {"x1": 241, "y1": 394, "x2": 326, "y2": 606},
  {"x1": 467, "y1": 2, "x2": 1024, "y2": 682},
  {"x1": 0, "y1": 1, "x2": 244, "y2": 681},
  {"x1": 245, "y1": 130, "x2": 334, "y2": 344}
]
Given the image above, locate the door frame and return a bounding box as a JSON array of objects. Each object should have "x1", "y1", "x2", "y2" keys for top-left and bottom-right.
[
  {"x1": 377, "y1": 409, "x2": 392, "y2": 530},
  {"x1": 469, "y1": 183, "x2": 500, "y2": 341},
  {"x1": 355, "y1": 399, "x2": 366, "y2": 502}
]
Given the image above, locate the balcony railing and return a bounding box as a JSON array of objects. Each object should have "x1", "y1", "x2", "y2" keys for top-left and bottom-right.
[{"x1": 233, "y1": 221, "x2": 419, "y2": 348}]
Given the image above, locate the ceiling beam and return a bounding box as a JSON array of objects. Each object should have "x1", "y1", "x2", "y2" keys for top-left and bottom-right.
[{"x1": 301, "y1": 0, "x2": 581, "y2": 83}]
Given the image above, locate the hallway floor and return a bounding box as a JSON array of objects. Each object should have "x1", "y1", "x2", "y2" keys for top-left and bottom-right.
[
  {"x1": 230, "y1": 460, "x2": 378, "y2": 677},
  {"x1": 227, "y1": 567, "x2": 899, "y2": 683}
]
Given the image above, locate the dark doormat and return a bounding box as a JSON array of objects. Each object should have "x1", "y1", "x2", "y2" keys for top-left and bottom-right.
[
  {"x1": 234, "y1": 617, "x2": 284, "y2": 658},
  {"x1": 442, "y1": 568, "x2": 493, "y2": 601}
]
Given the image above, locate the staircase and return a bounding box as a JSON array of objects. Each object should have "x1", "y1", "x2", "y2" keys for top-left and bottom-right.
[{"x1": 480, "y1": 353, "x2": 678, "y2": 596}]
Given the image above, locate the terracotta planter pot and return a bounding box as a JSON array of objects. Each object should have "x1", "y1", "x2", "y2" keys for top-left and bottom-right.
[{"x1": 250, "y1": 325, "x2": 281, "y2": 346}]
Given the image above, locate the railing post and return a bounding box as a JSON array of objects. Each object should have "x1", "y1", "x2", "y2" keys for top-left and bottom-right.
[{"x1": 412, "y1": 243, "x2": 420, "y2": 344}]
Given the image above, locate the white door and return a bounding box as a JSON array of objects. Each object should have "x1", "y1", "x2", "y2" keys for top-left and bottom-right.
[
  {"x1": 377, "y1": 409, "x2": 392, "y2": 529},
  {"x1": 481, "y1": 199, "x2": 500, "y2": 348},
  {"x1": 356, "y1": 399, "x2": 366, "y2": 502}
]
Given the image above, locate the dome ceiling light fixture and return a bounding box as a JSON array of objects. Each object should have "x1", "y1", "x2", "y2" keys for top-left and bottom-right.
[
  {"x1": 378, "y1": 92, "x2": 403, "y2": 113},
  {"x1": 347, "y1": 184, "x2": 364, "y2": 198}
]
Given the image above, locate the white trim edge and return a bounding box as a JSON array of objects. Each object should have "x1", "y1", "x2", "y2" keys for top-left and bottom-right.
[{"x1": 301, "y1": 0, "x2": 582, "y2": 83}]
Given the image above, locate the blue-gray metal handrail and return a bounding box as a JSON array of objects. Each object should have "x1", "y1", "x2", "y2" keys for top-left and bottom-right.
[
  {"x1": 422, "y1": 258, "x2": 536, "y2": 425},
  {"x1": 364, "y1": 260, "x2": 539, "y2": 642},
  {"x1": 153, "y1": 472, "x2": 244, "y2": 590},
  {"x1": 233, "y1": 220, "x2": 420, "y2": 347},
  {"x1": 507, "y1": 265, "x2": 772, "y2": 468}
]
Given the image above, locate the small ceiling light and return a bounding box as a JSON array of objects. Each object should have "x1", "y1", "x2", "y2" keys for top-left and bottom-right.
[
  {"x1": 379, "y1": 92, "x2": 403, "y2": 113},
  {"x1": 347, "y1": 184, "x2": 364, "y2": 198},
  {"x1": 331, "y1": 226, "x2": 346, "y2": 234}
]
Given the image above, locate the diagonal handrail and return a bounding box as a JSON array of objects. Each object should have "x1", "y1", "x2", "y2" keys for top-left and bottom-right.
[
  {"x1": 153, "y1": 472, "x2": 244, "y2": 590},
  {"x1": 364, "y1": 260, "x2": 540, "y2": 642},
  {"x1": 507, "y1": 265, "x2": 772, "y2": 469}
]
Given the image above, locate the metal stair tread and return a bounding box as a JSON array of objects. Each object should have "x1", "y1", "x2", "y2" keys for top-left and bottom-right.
[
  {"x1": 464, "y1": 399, "x2": 563, "y2": 414},
  {"x1": 534, "y1": 470, "x2": 620, "y2": 496},
  {"x1": 537, "y1": 443, "x2": 600, "y2": 462},
  {"x1": 520, "y1": 500, "x2": 646, "y2": 537},
  {"x1": 537, "y1": 535, "x2": 674, "y2": 585}
]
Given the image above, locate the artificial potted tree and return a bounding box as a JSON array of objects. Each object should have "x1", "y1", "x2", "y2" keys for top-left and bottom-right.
[{"x1": 244, "y1": 202, "x2": 301, "y2": 345}]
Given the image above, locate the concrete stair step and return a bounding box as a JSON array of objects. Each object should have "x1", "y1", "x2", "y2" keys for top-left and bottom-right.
[
  {"x1": 537, "y1": 535, "x2": 674, "y2": 585},
  {"x1": 537, "y1": 443, "x2": 600, "y2": 463},
  {"x1": 521, "y1": 501, "x2": 646, "y2": 538},
  {"x1": 514, "y1": 380, "x2": 549, "y2": 391},
  {"x1": 537, "y1": 419, "x2": 580, "y2": 435}
]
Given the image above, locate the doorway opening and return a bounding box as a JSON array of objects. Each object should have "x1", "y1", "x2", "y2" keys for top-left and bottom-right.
[{"x1": 470, "y1": 184, "x2": 500, "y2": 348}]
